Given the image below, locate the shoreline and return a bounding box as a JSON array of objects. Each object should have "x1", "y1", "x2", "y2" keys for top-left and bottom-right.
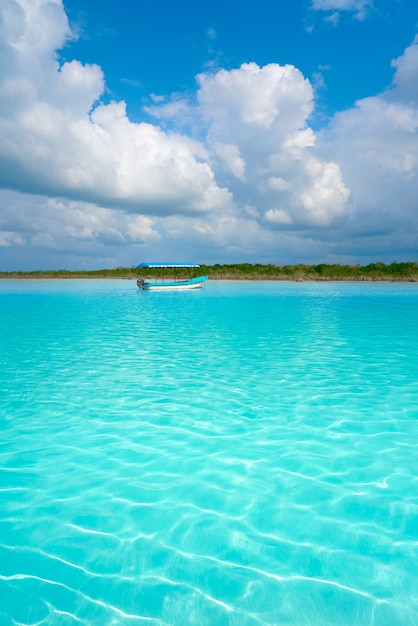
[{"x1": 1, "y1": 262, "x2": 417, "y2": 282}]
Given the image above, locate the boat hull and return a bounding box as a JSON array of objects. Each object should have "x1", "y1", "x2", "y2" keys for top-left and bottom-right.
[{"x1": 137, "y1": 275, "x2": 208, "y2": 291}]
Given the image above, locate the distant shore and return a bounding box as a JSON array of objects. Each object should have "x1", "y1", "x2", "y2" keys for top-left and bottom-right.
[{"x1": 1, "y1": 262, "x2": 418, "y2": 282}]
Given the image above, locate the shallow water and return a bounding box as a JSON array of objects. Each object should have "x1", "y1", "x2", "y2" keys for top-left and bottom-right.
[{"x1": 1, "y1": 279, "x2": 418, "y2": 625}]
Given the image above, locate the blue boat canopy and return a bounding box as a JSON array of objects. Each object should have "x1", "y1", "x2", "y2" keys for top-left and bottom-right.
[{"x1": 137, "y1": 263, "x2": 200, "y2": 268}]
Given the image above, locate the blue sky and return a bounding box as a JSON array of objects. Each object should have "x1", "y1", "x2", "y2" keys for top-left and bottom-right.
[
  {"x1": 63, "y1": 0, "x2": 416, "y2": 119},
  {"x1": 1, "y1": 0, "x2": 418, "y2": 270}
]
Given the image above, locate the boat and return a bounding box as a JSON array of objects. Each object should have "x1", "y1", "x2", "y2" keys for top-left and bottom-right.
[{"x1": 136, "y1": 263, "x2": 208, "y2": 291}]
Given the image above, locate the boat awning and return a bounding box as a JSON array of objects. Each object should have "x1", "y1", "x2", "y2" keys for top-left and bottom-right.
[{"x1": 137, "y1": 263, "x2": 200, "y2": 268}]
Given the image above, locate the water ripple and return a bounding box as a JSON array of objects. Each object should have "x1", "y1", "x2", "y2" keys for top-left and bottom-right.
[{"x1": 1, "y1": 280, "x2": 418, "y2": 624}]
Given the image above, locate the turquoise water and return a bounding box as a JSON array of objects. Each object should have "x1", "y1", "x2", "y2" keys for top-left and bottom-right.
[{"x1": 1, "y1": 279, "x2": 418, "y2": 625}]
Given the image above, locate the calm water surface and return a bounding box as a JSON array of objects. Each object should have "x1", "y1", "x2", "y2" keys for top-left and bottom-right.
[{"x1": 1, "y1": 279, "x2": 418, "y2": 625}]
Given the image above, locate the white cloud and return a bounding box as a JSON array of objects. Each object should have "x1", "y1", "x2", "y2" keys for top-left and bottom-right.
[
  {"x1": 297, "y1": 158, "x2": 350, "y2": 225},
  {"x1": 0, "y1": 0, "x2": 231, "y2": 217},
  {"x1": 264, "y1": 209, "x2": 293, "y2": 225},
  {"x1": 0, "y1": 189, "x2": 162, "y2": 270},
  {"x1": 319, "y1": 39, "x2": 418, "y2": 247},
  {"x1": 267, "y1": 177, "x2": 292, "y2": 192},
  {"x1": 212, "y1": 143, "x2": 246, "y2": 181},
  {"x1": 0, "y1": 1, "x2": 350, "y2": 249},
  {"x1": 0, "y1": 191, "x2": 159, "y2": 247},
  {"x1": 197, "y1": 62, "x2": 314, "y2": 134},
  {"x1": 311, "y1": 0, "x2": 373, "y2": 21},
  {"x1": 0, "y1": 231, "x2": 24, "y2": 247},
  {"x1": 186, "y1": 62, "x2": 349, "y2": 229},
  {"x1": 5, "y1": 0, "x2": 72, "y2": 57},
  {"x1": 0, "y1": 0, "x2": 417, "y2": 269},
  {"x1": 391, "y1": 36, "x2": 418, "y2": 103}
]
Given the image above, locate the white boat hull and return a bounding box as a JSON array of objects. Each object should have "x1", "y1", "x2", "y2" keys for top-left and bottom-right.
[
  {"x1": 137, "y1": 276, "x2": 208, "y2": 291},
  {"x1": 145, "y1": 282, "x2": 204, "y2": 291}
]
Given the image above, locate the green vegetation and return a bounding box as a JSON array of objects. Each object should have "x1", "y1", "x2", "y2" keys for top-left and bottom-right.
[{"x1": 1, "y1": 262, "x2": 418, "y2": 281}]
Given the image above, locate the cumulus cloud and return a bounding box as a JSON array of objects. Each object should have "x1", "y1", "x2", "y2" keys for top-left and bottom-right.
[
  {"x1": 197, "y1": 62, "x2": 313, "y2": 134},
  {"x1": 145, "y1": 62, "x2": 350, "y2": 230},
  {"x1": 0, "y1": 0, "x2": 417, "y2": 269},
  {"x1": 391, "y1": 36, "x2": 418, "y2": 103},
  {"x1": 0, "y1": 191, "x2": 159, "y2": 246},
  {"x1": 0, "y1": 0, "x2": 231, "y2": 217},
  {"x1": 191, "y1": 62, "x2": 350, "y2": 229},
  {"x1": 264, "y1": 209, "x2": 293, "y2": 225},
  {"x1": 0, "y1": 0, "x2": 351, "y2": 266},
  {"x1": 319, "y1": 37, "x2": 418, "y2": 254}
]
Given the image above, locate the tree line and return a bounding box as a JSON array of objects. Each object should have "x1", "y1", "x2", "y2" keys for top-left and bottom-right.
[{"x1": 1, "y1": 262, "x2": 418, "y2": 280}]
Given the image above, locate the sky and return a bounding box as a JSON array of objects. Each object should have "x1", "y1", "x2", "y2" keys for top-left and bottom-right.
[{"x1": 1, "y1": 0, "x2": 418, "y2": 270}]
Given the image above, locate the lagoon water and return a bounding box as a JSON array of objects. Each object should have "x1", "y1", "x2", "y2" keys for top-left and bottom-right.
[{"x1": 1, "y1": 279, "x2": 418, "y2": 625}]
